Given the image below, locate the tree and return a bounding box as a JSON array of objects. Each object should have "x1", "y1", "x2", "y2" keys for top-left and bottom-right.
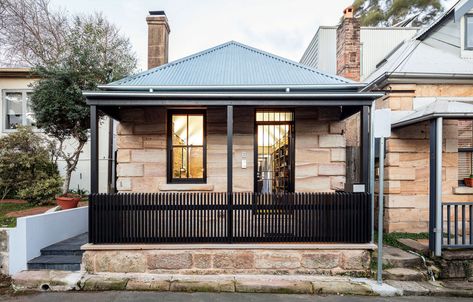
[
  {"x1": 0, "y1": 126, "x2": 61, "y2": 203},
  {"x1": 351, "y1": 0, "x2": 445, "y2": 27},
  {"x1": 2, "y1": 0, "x2": 137, "y2": 194},
  {"x1": 31, "y1": 13, "x2": 137, "y2": 194}
]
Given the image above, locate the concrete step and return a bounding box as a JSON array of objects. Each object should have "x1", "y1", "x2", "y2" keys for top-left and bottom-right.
[
  {"x1": 383, "y1": 268, "x2": 427, "y2": 281},
  {"x1": 27, "y1": 255, "x2": 82, "y2": 271},
  {"x1": 40, "y1": 233, "x2": 87, "y2": 256},
  {"x1": 397, "y1": 238, "x2": 429, "y2": 255},
  {"x1": 380, "y1": 246, "x2": 422, "y2": 268}
]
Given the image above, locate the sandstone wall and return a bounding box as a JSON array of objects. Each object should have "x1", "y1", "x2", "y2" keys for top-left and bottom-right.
[
  {"x1": 376, "y1": 83, "x2": 473, "y2": 233},
  {"x1": 82, "y1": 247, "x2": 370, "y2": 276},
  {"x1": 115, "y1": 107, "x2": 346, "y2": 193}
]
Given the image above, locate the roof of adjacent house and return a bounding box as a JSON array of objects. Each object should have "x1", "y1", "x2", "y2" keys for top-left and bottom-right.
[
  {"x1": 103, "y1": 41, "x2": 354, "y2": 89},
  {"x1": 392, "y1": 99, "x2": 473, "y2": 127},
  {"x1": 363, "y1": 0, "x2": 473, "y2": 87}
]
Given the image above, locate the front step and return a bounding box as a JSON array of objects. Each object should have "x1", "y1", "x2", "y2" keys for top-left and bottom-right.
[
  {"x1": 27, "y1": 255, "x2": 82, "y2": 271},
  {"x1": 383, "y1": 268, "x2": 427, "y2": 281},
  {"x1": 381, "y1": 246, "x2": 422, "y2": 268},
  {"x1": 27, "y1": 233, "x2": 87, "y2": 271}
]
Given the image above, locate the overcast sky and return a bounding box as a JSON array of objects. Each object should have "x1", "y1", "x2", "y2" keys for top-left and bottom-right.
[{"x1": 50, "y1": 0, "x2": 457, "y2": 71}]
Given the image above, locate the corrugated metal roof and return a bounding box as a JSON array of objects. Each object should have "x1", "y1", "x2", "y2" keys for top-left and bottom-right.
[
  {"x1": 392, "y1": 100, "x2": 473, "y2": 127},
  {"x1": 108, "y1": 41, "x2": 352, "y2": 87},
  {"x1": 363, "y1": 39, "x2": 473, "y2": 84}
]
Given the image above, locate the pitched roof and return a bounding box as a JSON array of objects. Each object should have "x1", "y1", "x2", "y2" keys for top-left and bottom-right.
[
  {"x1": 363, "y1": 40, "x2": 473, "y2": 84},
  {"x1": 107, "y1": 41, "x2": 352, "y2": 88}
]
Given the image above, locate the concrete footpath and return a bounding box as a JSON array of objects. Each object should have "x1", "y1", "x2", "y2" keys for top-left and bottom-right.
[{"x1": 11, "y1": 270, "x2": 473, "y2": 297}]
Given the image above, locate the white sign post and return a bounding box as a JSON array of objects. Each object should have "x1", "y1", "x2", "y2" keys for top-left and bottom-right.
[{"x1": 374, "y1": 109, "x2": 391, "y2": 285}]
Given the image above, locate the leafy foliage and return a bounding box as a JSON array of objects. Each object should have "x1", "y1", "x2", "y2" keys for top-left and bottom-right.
[
  {"x1": 352, "y1": 0, "x2": 445, "y2": 27},
  {"x1": 0, "y1": 126, "x2": 61, "y2": 203},
  {"x1": 28, "y1": 10, "x2": 137, "y2": 194}
]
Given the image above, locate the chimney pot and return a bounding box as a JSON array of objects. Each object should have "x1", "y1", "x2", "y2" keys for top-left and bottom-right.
[
  {"x1": 343, "y1": 6, "x2": 354, "y2": 18},
  {"x1": 147, "y1": 10, "x2": 170, "y2": 69}
]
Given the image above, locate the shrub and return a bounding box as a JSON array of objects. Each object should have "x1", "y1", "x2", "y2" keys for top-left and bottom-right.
[{"x1": 0, "y1": 126, "x2": 62, "y2": 203}]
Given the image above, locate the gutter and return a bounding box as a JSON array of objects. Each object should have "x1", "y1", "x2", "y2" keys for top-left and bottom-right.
[
  {"x1": 96, "y1": 84, "x2": 366, "y2": 92},
  {"x1": 392, "y1": 112, "x2": 473, "y2": 128},
  {"x1": 83, "y1": 91, "x2": 384, "y2": 100}
]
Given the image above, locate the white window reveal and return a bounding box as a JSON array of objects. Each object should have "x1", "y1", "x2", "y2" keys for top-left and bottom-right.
[
  {"x1": 3, "y1": 90, "x2": 35, "y2": 130},
  {"x1": 466, "y1": 14, "x2": 473, "y2": 50}
]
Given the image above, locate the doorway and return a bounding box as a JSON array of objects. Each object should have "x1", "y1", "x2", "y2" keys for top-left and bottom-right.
[{"x1": 255, "y1": 110, "x2": 294, "y2": 193}]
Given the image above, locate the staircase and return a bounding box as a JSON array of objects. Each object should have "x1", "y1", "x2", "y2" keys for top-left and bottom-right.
[{"x1": 27, "y1": 233, "x2": 87, "y2": 271}]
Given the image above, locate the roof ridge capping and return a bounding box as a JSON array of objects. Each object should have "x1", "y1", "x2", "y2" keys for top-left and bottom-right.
[{"x1": 105, "y1": 40, "x2": 357, "y2": 89}]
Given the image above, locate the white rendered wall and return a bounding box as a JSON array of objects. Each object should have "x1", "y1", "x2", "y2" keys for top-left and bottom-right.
[{"x1": 8, "y1": 207, "x2": 88, "y2": 275}]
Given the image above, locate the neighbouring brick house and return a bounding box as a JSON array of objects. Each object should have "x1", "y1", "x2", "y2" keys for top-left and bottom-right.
[
  {"x1": 81, "y1": 11, "x2": 381, "y2": 275},
  {"x1": 302, "y1": 1, "x2": 473, "y2": 253}
]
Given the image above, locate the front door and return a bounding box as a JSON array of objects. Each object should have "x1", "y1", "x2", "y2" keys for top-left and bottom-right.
[{"x1": 255, "y1": 110, "x2": 294, "y2": 193}]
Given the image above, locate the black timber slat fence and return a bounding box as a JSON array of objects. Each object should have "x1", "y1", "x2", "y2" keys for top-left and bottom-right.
[
  {"x1": 89, "y1": 192, "x2": 371, "y2": 244},
  {"x1": 442, "y1": 202, "x2": 473, "y2": 249}
]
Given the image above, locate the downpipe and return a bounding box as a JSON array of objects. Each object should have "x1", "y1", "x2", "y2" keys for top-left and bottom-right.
[{"x1": 406, "y1": 250, "x2": 435, "y2": 282}]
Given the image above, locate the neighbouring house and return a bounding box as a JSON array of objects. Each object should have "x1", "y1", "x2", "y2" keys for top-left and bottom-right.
[
  {"x1": 302, "y1": 1, "x2": 473, "y2": 254},
  {"x1": 81, "y1": 11, "x2": 381, "y2": 275},
  {"x1": 0, "y1": 67, "x2": 113, "y2": 194}
]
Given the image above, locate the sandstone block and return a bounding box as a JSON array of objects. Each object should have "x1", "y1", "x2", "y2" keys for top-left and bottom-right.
[
  {"x1": 295, "y1": 176, "x2": 331, "y2": 192},
  {"x1": 95, "y1": 252, "x2": 147, "y2": 273},
  {"x1": 301, "y1": 252, "x2": 340, "y2": 269},
  {"x1": 131, "y1": 150, "x2": 165, "y2": 163},
  {"x1": 82, "y1": 276, "x2": 128, "y2": 291},
  {"x1": 126, "y1": 279, "x2": 170, "y2": 291},
  {"x1": 312, "y1": 280, "x2": 371, "y2": 295},
  {"x1": 330, "y1": 176, "x2": 345, "y2": 191},
  {"x1": 319, "y1": 135, "x2": 346, "y2": 148},
  {"x1": 341, "y1": 250, "x2": 370, "y2": 270},
  {"x1": 296, "y1": 148, "x2": 330, "y2": 164},
  {"x1": 329, "y1": 122, "x2": 344, "y2": 134},
  {"x1": 117, "y1": 163, "x2": 144, "y2": 177},
  {"x1": 193, "y1": 253, "x2": 212, "y2": 269},
  {"x1": 117, "y1": 135, "x2": 143, "y2": 149},
  {"x1": 330, "y1": 148, "x2": 346, "y2": 162},
  {"x1": 254, "y1": 251, "x2": 300, "y2": 269},
  {"x1": 131, "y1": 177, "x2": 160, "y2": 192},
  {"x1": 120, "y1": 108, "x2": 144, "y2": 121},
  {"x1": 385, "y1": 167, "x2": 415, "y2": 180},
  {"x1": 117, "y1": 150, "x2": 131, "y2": 163},
  {"x1": 213, "y1": 252, "x2": 254, "y2": 269},
  {"x1": 116, "y1": 178, "x2": 132, "y2": 191},
  {"x1": 144, "y1": 163, "x2": 166, "y2": 177},
  {"x1": 235, "y1": 279, "x2": 313, "y2": 294},
  {"x1": 134, "y1": 123, "x2": 164, "y2": 135},
  {"x1": 318, "y1": 163, "x2": 345, "y2": 176},
  {"x1": 147, "y1": 252, "x2": 193, "y2": 270},
  {"x1": 143, "y1": 135, "x2": 166, "y2": 149},
  {"x1": 117, "y1": 122, "x2": 133, "y2": 135},
  {"x1": 387, "y1": 139, "x2": 428, "y2": 153}
]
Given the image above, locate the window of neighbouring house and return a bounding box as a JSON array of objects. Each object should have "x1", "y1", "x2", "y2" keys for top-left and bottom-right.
[
  {"x1": 466, "y1": 14, "x2": 473, "y2": 50},
  {"x1": 458, "y1": 120, "x2": 473, "y2": 185},
  {"x1": 167, "y1": 111, "x2": 206, "y2": 183},
  {"x1": 3, "y1": 90, "x2": 35, "y2": 130}
]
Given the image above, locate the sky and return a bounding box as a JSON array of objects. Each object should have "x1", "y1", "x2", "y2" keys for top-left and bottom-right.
[{"x1": 50, "y1": 0, "x2": 458, "y2": 71}]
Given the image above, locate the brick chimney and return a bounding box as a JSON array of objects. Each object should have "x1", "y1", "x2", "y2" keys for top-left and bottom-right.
[
  {"x1": 146, "y1": 11, "x2": 170, "y2": 69},
  {"x1": 336, "y1": 6, "x2": 360, "y2": 81}
]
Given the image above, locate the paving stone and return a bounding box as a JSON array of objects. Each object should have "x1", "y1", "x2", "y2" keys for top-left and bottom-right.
[
  {"x1": 383, "y1": 268, "x2": 426, "y2": 281},
  {"x1": 312, "y1": 280, "x2": 372, "y2": 295},
  {"x1": 171, "y1": 276, "x2": 235, "y2": 293},
  {"x1": 82, "y1": 276, "x2": 128, "y2": 291},
  {"x1": 235, "y1": 279, "x2": 313, "y2": 294},
  {"x1": 126, "y1": 279, "x2": 170, "y2": 291},
  {"x1": 398, "y1": 238, "x2": 429, "y2": 255},
  {"x1": 13, "y1": 270, "x2": 83, "y2": 291},
  {"x1": 385, "y1": 280, "x2": 430, "y2": 296},
  {"x1": 381, "y1": 246, "x2": 421, "y2": 268}
]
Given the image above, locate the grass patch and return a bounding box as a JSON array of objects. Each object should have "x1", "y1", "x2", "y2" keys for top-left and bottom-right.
[
  {"x1": 0, "y1": 203, "x2": 36, "y2": 228},
  {"x1": 374, "y1": 231, "x2": 429, "y2": 249}
]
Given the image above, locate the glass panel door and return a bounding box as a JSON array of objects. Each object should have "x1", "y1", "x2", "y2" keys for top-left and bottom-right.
[{"x1": 255, "y1": 111, "x2": 294, "y2": 193}]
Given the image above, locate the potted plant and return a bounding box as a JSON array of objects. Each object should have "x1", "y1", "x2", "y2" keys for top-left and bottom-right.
[
  {"x1": 56, "y1": 193, "x2": 81, "y2": 209},
  {"x1": 464, "y1": 174, "x2": 473, "y2": 187}
]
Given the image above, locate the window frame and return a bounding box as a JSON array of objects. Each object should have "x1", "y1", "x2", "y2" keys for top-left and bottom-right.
[
  {"x1": 458, "y1": 119, "x2": 473, "y2": 186},
  {"x1": 465, "y1": 14, "x2": 473, "y2": 51},
  {"x1": 166, "y1": 109, "x2": 207, "y2": 184},
  {"x1": 2, "y1": 89, "x2": 35, "y2": 132}
]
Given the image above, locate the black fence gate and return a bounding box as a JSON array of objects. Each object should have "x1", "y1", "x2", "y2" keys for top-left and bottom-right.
[{"x1": 89, "y1": 192, "x2": 371, "y2": 244}]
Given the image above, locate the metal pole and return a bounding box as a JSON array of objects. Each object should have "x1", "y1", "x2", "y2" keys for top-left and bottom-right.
[
  {"x1": 90, "y1": 105, "x2": 99, "y2": 194},
  {"x1": 227, "y1": 105, "x2": 233, "y2": 242},
  {"x1": 435, "y1": 117, "x2": 443, "y2": 256},
  {"x1": 377, "y1": 137, "x2": 385, "y2": 285},
  {"x1": 370, "y1": 103, "x2": 375, "y2": 243}
]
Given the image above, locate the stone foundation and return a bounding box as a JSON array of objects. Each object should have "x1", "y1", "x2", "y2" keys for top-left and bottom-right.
[{"x1": 82, "y1": 245, "x2": 373, "y2": 276}]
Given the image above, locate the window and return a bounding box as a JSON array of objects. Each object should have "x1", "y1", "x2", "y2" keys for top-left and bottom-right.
[
  {"x1": 167, "y1": 111, "x2": 206, "y2": 183},
  {"x1": 458, "y1": 120, "x2": 473, "y2": 185},
  {"x1": 3, "y1": 90, "x2": 35, "y2": 130},
  {"x1": 466, "y1": 14, "x2": 473, "y2": 50}
]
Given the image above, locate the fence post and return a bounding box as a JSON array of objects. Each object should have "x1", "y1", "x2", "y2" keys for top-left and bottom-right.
[{"x1": 227, "y1": 105, "x2": 233, "y2": 242}]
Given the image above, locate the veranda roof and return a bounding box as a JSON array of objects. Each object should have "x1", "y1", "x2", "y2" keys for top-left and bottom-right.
[{"x1": 392, "y1": 100, "x2": 473, "y2": 128}]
